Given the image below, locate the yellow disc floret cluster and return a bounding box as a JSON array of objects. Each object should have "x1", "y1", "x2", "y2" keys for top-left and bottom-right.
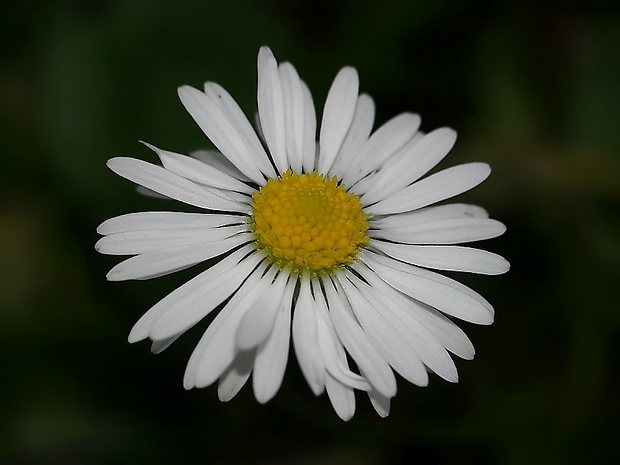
[{"x1": 251, "y1": 170, "x2": 369, "y2": 273}]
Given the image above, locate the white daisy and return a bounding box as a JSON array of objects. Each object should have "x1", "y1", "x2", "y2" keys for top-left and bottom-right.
[{"x1": 96, "y1": 46, "x2": 509, "y2": 420}]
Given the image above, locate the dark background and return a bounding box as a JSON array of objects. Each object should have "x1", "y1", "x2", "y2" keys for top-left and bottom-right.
[{"x1": 1, "y1": 0, "x2": 619, "y2": 463}]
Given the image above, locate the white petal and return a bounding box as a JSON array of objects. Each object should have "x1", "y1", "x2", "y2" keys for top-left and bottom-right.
[
  {"x1": 312, "y1": 278, "x2": 372, "y2": 391},
  {"x1": 236, "y1": 269, "x2": 289, "y2": 350},
  {"x1": 105, "y1": 233, "x2": 252, "y2": 281},
  {"x1": 253, "y1": 275, "x2": 295, "y2": 403},
  {"x1": 369, "y1": 163, "x2": 491, "y2": 214},
  {"x1": 190, "y1": 149, "x2": 252, "y2": 182},
  {"x1": 127, "y1": 245, "x2": 258, "y2": 343},
  {"x1": 325, "y1": 374, "x2": 355, "y2": 421},
  {"x1": 323, "y1": 278, "x2": 397, "y2": 397},
  {"x1": 352, "y1": 263, "x2": 460, "y2": 381},
  {"x1": 315, "y1": 284, "x2": 360, "y2": 421},
  {"x1": 135, "y1": 186, "x2": 168, "y2": 199},
  {"x1": 355, "y1": 260, "x2": 474, "y2": 361},
  {"x1": 369, "y1": 217, "x2": 507, "y2": 245},
  {"x1": 368, "y1": 390, "x2": 391, "y2": 418},
  {"x1": 372, "y1": 203, "x2": 490, "y2": 227},
  {"x1": 293, "y1": 276, "x2": 326, "y2": 395},
  {"x1": 184, "y1": 262, "x2": 270, "y2": 389},
  {"x1": 300, "y1": 81, "x2": 317, "y2": 173},
  {"x1": 143, "y1": 142, "x2": 254, "y2": 194},
  {"x1": 318, "y1": 67, "x2": 359, "y2": 174},
  {"x1": 278, "y1": 62, "x2": 305, "y2": 173},
  {"x1": 150, "y1": 333, "x2": 181, "y2": 354},
  {"x1": 95, "y1": 224, "x2": 247, "y2": 255},
  {"x1": 217, "y1": 350, "x2": 255, "y2": 401},
  {"x1": 150, "y1": 251, "x2": 262, "y2": 341},
  {"x1": 361, "y1": 251, "x2": 495, "y2": 325},
  {"x1": 360, "y1": 127, "x2": 457, "y2": 204},
  {"x1": 410, "y1": 303, "x2": 475, "y2": 360},
  {"x1": 371, "y1": 242, "x2": 510, "y2": 275},
  {"x1": 196, "y1": 186, "x2": 251, "y2": 205},
  {"x1": 177, "y1": 85, "x2": 272, "y2": 184},
  {"x1": 328, "y1": 94, "x2": 375, "y2": 179},
  {"x1": 204, "y1": 82, "x2": 275, "y2": 177},
  {"x1": 107, "y1": 157, "x2": 248, "y2": 213},
  {"x1": 338, "y1": 276, "x2": 429, "y2": 386},
  {"x1": 129, "y1": 246, "x2": 248, "y2": 344},
  {"x1": 97, "y1": 211, "x2": 245, "y2": 235},
  {"x1": 203, "y1": 81, "x2": 277, "y2": 180},
  {"x1": 257, "y1": 47, "x2": 288, "y2": 174},
  {"x1": 344, "y1": 113, "x2": 421, "y2": 186}
]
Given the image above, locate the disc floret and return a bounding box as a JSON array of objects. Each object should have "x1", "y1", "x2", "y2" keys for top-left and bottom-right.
[{"x1": 251, "y1": 170, "x2": 369, "y2": 273}]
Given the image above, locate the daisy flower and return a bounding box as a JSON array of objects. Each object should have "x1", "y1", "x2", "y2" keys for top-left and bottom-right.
[{"x1": 96, "y1": 47, "x2": 509, "y2": 420}]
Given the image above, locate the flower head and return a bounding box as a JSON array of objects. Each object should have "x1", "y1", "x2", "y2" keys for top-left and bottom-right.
[{"x1": 96, "y1": 47, "x2": 509, "y2": 420}]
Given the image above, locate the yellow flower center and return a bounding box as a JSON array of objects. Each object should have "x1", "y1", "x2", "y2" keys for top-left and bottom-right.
[{"x1": 251, "y1": 170, "x2": 369, "y2": 273}]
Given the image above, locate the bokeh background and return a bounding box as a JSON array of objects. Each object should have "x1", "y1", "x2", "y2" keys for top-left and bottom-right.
[{"x1": 2, "y1": 0, "x2": 619, "y2": 463}]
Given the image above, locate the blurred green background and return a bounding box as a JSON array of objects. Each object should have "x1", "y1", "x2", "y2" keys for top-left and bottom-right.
[{"x1": 1, "y1": 0, "x2": 619, "y2": 463}]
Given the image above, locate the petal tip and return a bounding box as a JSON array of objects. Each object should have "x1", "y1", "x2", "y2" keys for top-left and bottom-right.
[
  {"x1": 127, "y1": 328, "x2": 147, "y2": 344},
  {"x1": 183, "y1": 374, "x2": 195, "y2": 390},
  {"x1": 258, "y1": 45, "x2": 274, "y2": 56},
  {"x1": 105, "y1": 270, "x2": 122, "y2": 281}
]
